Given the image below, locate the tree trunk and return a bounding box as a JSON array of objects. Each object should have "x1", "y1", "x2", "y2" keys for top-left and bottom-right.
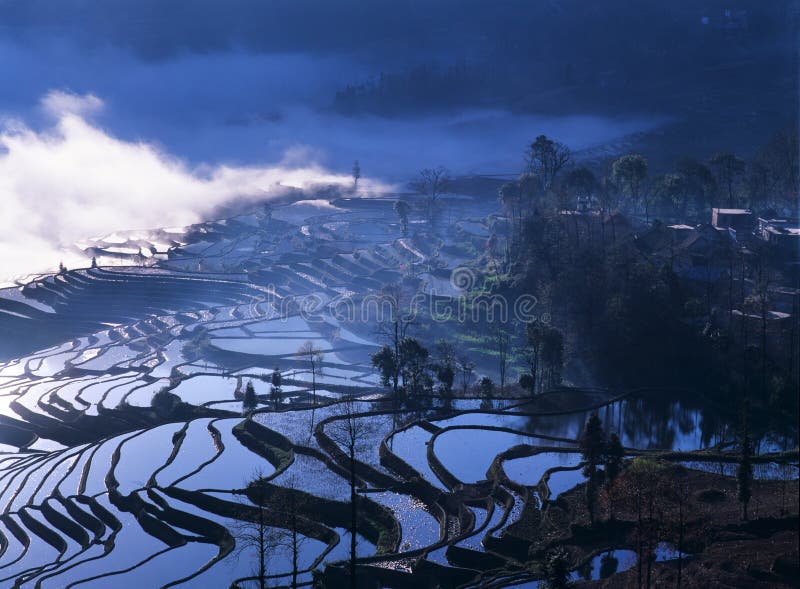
[
  {"x1": 258, "y1": 504, "x2": 266, "y2": 589},
  {"x1": 291, "y1": 498, "x2": 298, "y2": 589},
  {"x1": 311, "y1": 358, "x2": 317, "y2": 405},
  {"x1": 636, "y1": 493, "x2": 643, "y2": 589},
  {"x1": 392, "y1": 320, "x2": 400, "y2": 400},
  {"x1": 349, "y1": 446, "x2": 357, "y2": 589},
  {"x1": 677, "y1": 497, "x2": 684, "y2": 589}
]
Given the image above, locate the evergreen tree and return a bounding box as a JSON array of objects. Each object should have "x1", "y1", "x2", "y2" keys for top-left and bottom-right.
[
  {"x1": 604, "y1": 432, "x2": 625, "y2": 482},
  {"x1": 243, "y1": 381, "x2": 258, "y2": 412},
  {"x1": 518, "y1": 373, "x2": 535, "y2": 393},
  {"x1": 270, "y1": 368, "x2": 282, "y2": 410},
  {"x1": 579, "y1": 412, "x2": 606, "y2": 472},
  {"x1": 399, "y1": 337, "x2": 431, "y2": 396},
  {"x1": 478, "y1": 376, "x2": 494, "y2": 398},
  {"x1": 371, "y1": 345, "x2": 397, "y2": 389}
]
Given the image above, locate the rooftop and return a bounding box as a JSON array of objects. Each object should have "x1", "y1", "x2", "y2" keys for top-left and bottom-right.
[
  {"x1": 713, "y1": 208, "x2": 752, "y2": 215},
  {"x1": 766, "y1": 226, "x2": 800, "y2": 236}
]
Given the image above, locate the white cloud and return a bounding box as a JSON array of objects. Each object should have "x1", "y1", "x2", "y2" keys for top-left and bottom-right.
[
  {"x1": 40, "y1": 90, "x2": 104, "y2": 117},
  {"x1": 0, "y1": 93, "x2": 388, "y2": 280}
]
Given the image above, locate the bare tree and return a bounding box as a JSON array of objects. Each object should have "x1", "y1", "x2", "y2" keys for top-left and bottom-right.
[
  {"x1": 457, "y1": 355, "x2": 475, "y2": 395},
  {"x1": 297, "y1": 341, "x2": 324, "y2": 405},
  {"x1": 525, "y1": 321, "x2": 544, "y2": 394},
  {"x1": 408, "y1": 166, "x2": 451, "y2": 223},
  {"x1": 498, "y1": 181, "x2": 521, "y2": 232},
  {"x1": 327, "y1": 398, "x2": 369, "y2": 589},
  {"x1": 664, "y1": 470, "x2": 691, "y2": 589},
  {"x1": 233, "y1": 469, "x2": 275, "y2": 589},
  {"x1": 271, "y1": 475, "x2": 308, "y2": 589},
  {"x1": 526, "y1": 135, "x2": 571, "y2": 191},
  {"x1": 234, "y1": 471, "x2": 308, "y2": 589},
  {"x1": 375, "y1": 283, "x2": 415, "y2": 401},
  {"x1": 494, "y1": 321, "x2": 511, "y2": 394},
  {"x1": 434, "y1": 339, "x2": 457, "y2": 398}
]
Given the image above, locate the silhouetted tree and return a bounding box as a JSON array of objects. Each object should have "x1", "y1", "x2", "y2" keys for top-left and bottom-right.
[
  {"x1": 328, "y1": 399, "x2": 368, "y2": 589},
  {"x1": 499, "y1": 180, "x2": 522, "y2": 231},
  {"x1": 526, "y1": 135, "x2": 572, "y2": 191},
  {"x1": 654, "y1": 172, "x2": 690, "y2": 217},
  {"x1": 621, "y1": 459, "x2": 667, "y2": 589},
  {"x1": 234, "y1": 469, "x2": 273, "y2": 589},
  {"x1": 243, "y1": 381, "x2": 258, "y2": 412},
  {"x1": 542, "y1": 547, "x2": 571, "y2": 589},
  {"x1": 541, "y1": 326, "x2": 565, "y2": 390},
  {"x1": 409, "y1": 166, "x2": 451, "y2": 222},
  {"x1": 399, "y1": 337, "x2": 431, "y2": 396},
  {"x1": 457, "y1": 355, "x2": 475, "y2": 395},
  {"x1": 270, "y1": 367, "x2": 282, "y2": 410},
  {"x1": 434, "y1": 340, "x2": 456, "y2": 397},
  {"x1": 602, "y1": 431, "x2": 624, "y2": 520},
  {"x1": 604, "y1": 431, "x2": 624, "y2": 482},
  {"x1": 737, "y1": 410, "x2": 753, "y2": 520},
  {"x1": 749, "y1": 131, "x2": 799, "y2": 210},
  {"x1": 371, "y1": 345, "x2": 397, "y2": 390},
  {"x1": 494, "y1": 321, "x2": 511, "y2": 393},
  {"x1": 580, "y1": 412, "x2": 606, "y2": 524},
  {"x1": 518, "y1": 373, "x2": 535, "y2": 393},
  {"x1": 393, "y1": 199, "x2": 411, "y2": 236},
  {"x1": 376, "y1": 283, "x2": 415, "y2": 400},
  {"x1": 612, "y1": 153, "x2": 648, "y2": 217},
  {"x1": 478, "y1": 376, "x2": 494, "y2": 398},
  {"x1": 676, "y1": 157, "x2": 716, "y2": 216},
  {"x1": 298, "y1": 341, "x2": 324, "y2": 404},
  {"x1": 525, "y1": 321, "x2": 544, "y2": 393},
  {"x1": 563, "y1": 166, "x2": 599, "y2": 202},
  {"x1": 709, "y1": 152, "x2": 745, "y2": 208}
]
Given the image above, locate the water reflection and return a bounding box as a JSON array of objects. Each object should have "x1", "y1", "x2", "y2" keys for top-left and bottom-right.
[{"x1": 519, "y1": 392, "x2": 797, "y2": 453}]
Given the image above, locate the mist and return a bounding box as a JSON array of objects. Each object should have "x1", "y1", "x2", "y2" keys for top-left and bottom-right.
[
  {"x1": 0, "y1": 87, "x2": 661, "y2": 281},
  {"x1": 0, "y1": 92, "x2": 390, "y2": 281}
]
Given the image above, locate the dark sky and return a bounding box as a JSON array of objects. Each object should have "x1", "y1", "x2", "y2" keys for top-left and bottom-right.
[
  {"x1": 0, "y1": 0, "x2": 795, "y2": 175},
  {"x1": 0, "y1": 1, "x2": 795, "y2": 278}
]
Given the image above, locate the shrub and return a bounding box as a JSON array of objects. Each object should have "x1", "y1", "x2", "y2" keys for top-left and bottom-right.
[{"x1": 478, "y1": 376, "x2": 495, "y2": 398}]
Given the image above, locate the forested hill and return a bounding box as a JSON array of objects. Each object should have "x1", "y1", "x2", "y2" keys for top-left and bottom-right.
[{"x1": 332, "y1": 0, "x2": 796, "y2": 155}]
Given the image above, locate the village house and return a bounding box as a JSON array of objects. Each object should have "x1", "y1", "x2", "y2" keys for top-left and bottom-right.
[
  {"x1": 757, "y1": 217, "x2": 800, "y2": 258},
  {"x1": 711, "y1": 208, "x2": 755, "y2": 237}
]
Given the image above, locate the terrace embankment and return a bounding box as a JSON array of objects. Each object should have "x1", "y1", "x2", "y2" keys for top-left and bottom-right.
[{"x1": 504, "y1": 463, "x2": 799, "y2": 589}]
